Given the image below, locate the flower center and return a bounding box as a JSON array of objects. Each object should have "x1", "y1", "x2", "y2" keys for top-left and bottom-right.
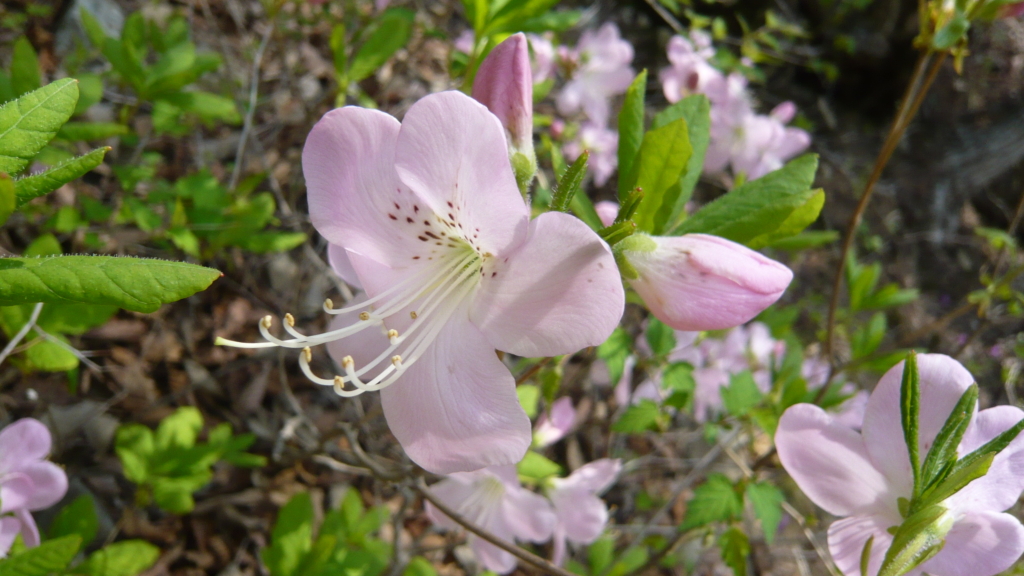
[{"x1": 217, "y1": 227, "x2": 490, "y2": 396}]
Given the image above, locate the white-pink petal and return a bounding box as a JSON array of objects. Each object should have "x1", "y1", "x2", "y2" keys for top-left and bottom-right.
[
  {"x1": 827, "y1": 514, "x2": 895, "y2": 576},
  {"x1": 921, "y1": 510, "x2": 1024, "y2": 576}
]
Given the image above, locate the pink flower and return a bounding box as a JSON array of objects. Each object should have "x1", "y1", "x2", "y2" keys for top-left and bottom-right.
[
  {"x1": 224, "y1": 91, "x2": 624, "y2": 475},
  {"x1": 594, "y1": 201, "x2": 618, "y2": 227},
  {"x1": 729, "y1": 111, "x2": 811, "y2": 180},
  {"x1": 454, "y1": 30, "x2": 475, "y2": 54},
  {"x1": 548, "y1": 459, "x2": 621, "y2": 565},
  {"x1": 564, "y1": 123, "x2": 619, "y2": 186},
  {"x1": 999, "y1": 2, "x2": 1024, "y2": 17},
  {"x1": 776, "y1": 354, "x2": 1024, "y2": 576},
  {"x1": 526, "y1": 33, "x2": 556, "y2": 84},
  {"x1": 534, "y1": 397, "x2": 576, "y2": 448},
  {"x1": 426, "y1": 466, "x2": 556, "y2": 574},
  {"x1": 659, "y1": 31, "x2": 722, "y2": 103},
  {"x1": 556, "y1": 23, "x2": 635, "y2": 126},
  {"x1": 0, "y1": 419, "x2": 68, "y2": 556},
  {"x1": 619, "y1": 233, "x2": 792, "y2": 331}
]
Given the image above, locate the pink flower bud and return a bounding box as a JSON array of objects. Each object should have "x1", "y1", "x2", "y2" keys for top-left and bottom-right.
[
  {"x1": 621, "y1": 233, "x2": 793, "y2": 331},
  {"x1": 473, "y1": 33, "x2": 534, "y2": 158},
  {"x1": 770, "y1": 101, "x2": 797, "y2": 124},
  {"x1": 533, "y1": 397, "x2": 576, "y2": 448},
  {"x1": 594, "y1": 201, "x2": 619, "y2": 227}
]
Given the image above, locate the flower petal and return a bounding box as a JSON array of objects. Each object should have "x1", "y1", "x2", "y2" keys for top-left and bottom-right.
[
  {"x1": 394, "y1": 91, "x2": 529, "y2": 257},
  {"x1": 558, "y1": 458, "x2": 622, "y2": 493},
  {"x1": 776, "y1": 404, "x2": 892, "y2": 516},
  {"x1": 16, "y1": 462, "x2": 67, "y2": 510},
  {"x1": 327, "y1": 244, "x2": 362, "y2": 289},
  {"x1": 921, "y1": 511, "x2": 1024, "y2": 576},
  {"x1": 827, "y1": 514, "x2": 895, "y2": 576},
  {"x1": 470, "y1": 212, "x2": 624, "y2": 357},
  {"x1": 862, "y1": 354, "x2": 975, "y2": 501},
  {"x1": 624, "y1": 234, "x2": 793, "y2": 331},
  {"x1": 946, "y1": 405, "x2": 1024, "y2": 512},
  {"x1": 500, "y1": 485, "x2": 556, "y2": 542},
  {"x1": 303, "y1": 107, "x2": 422, "y2": 268},
  {"x1": 469, "y1": 536, "x2": 518, "y2": 574},
  {"x1": 0, "y1": 474, "x2": 32, "y2": 513},
  {"x1": 551, "y1": 487, "x2": 608, "y2": 544},
  {"x1": 379, "y1": 306, "x2": 531, "y2": 474},
  {"x1": 424, "y1": 474, "x2": 481, "y2": 531},
  {"x1": 14, "y1": 509, "x2": 38, "y2": 548},
  {"x1": 0, "y1": 419, "x2": 51, "y2": 474},
  {"x1": 0, "y1": 516, "x2": 19, "y2": 557}
]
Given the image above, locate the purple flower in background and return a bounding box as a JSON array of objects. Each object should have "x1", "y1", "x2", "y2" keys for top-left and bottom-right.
[
  {"x1": 454, "y1": 30, "x2": 475, "y2": 54},
  {"x1": 548, "y1": 459, "x2": 621, "y2": 565},
  {"x1": 565, "y1": 123, "x2": 619, "y2": 186},
  {"x1": 776, "y1": 354, "x2": 1024, "y2": 576},
  {"x1": 729, "y1": 105, "x2": 811, "y2": 179},
  {"x1": 594, "y1": 201, "x2": 618, "y2": 227},
  {"x1": 0, "y1": 419, "x2": 68, "y2": 556},
  {"x1": 660, "y1": 31, "x2": 721, "y2": 103},
  {"x1": 534, "y1": 397, "x2": 576, "y2": 448},
  {"x1": 426, "y1": 466, "x2": 556, "y2": 574},
  {"x1": 526, "y1": 33, "x2": 556, "y2": 84},
  {"x1": 556, "y1": 23, "x2": 635, "y2": 126}
]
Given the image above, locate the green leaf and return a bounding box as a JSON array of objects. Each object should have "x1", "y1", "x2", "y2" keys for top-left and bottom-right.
[
  {"x1": 878, "y1": 505, "x2": 952, "y2": 576},
  {"x1": 517, "y1": 451, "x2": 562, "y2": 481},
  {"x1": 612, "y1": 400, "x2": 663, "y2": 433},
  {"x1": 57, "y1": 122, "x2": 128, "y2": 141},
  {"x1": 919, "y1": 384, "x2": 977, "y2": 494},
  {"x1": 0, "y1": 255, "x2": 221, "y2": 313},
  {"x1": 932, "y1": 13, "x2": 970, "y2": 50},
  {"x1": 151, "y1": 478, "x2": 200, "y2": 514},
  {"x1": 0, "y1": 78, "x2": 80, "y2": 175},
  {"x1": 294, "y1": 534, "x2": 336, "y2": 576},
  {"x1": 0, "y1": 174, "x2": 15, "y2": 227},
  {"x1": 587, "y1": 535, "x2": 614, "y2": 576},
  {"x1": 651, "y1": 95, "x2": 711, "y2": 230},
  {"x1": 73, "y1": 74, "x2": 104, "y2": 115},
  {"x1": 672, "y1": 154, "x2": 818, "y2": 243},
  {"x1": 115, "y1": 424, "x2": 154, "y2": 483},
  {"x1": 402, "y1": 557, "x2": 437, "y2": 576},
  {"x1": 746, "y1": 189, "x2": 825, "y2": 249},
  {"x1": 49, "y1": 494, "x2": 98, "y2": 546},
  {"x1": 768, "y1": 230, "x2": 839, "y2": 250},
  {"x1": 516, "y1": 10, "x2": 581, "y2": 32},
  {"x1": 237, "y1": 232, "x2": 307, "y2": 254},
  {"x1": 11, "y1": 37, "x2": 42, "y2": 97},
  {"x1": 155, "y1": 406, "x2": 204, "y2": 451},
  {"x1": 851, "y1": 311, "x2": 887, "y2": 359},
  {"x1": 900, "y1": 351, "x2": 921, "y2": 496},
  {"x1": 605, "y1": 547, "x2": 648, "y2": 576},
  {"x1": 916, "y1": 452, "x2": 992, "y2": 511},
  {"x1": 721, "y1": 371, "x2": 763, "y2": 417},
  {"x1": 73, "y1": 541, "x2": 160, "y2": 576},
  {"x1": 645, "y1": 318, "x2": 676, "y2": 357},
  {"x1": 951, "y1": 416, "x2": 1024, "y2": 478},
  {"x1": 263, "y1": 492, "x2": 314, "y2": 576},
  {"x1": 551, "y1": 150, "x2": 588, "y2": 213},
  {"x1": 161, "y1": 91, "x2": 240, "y2": 124},
  {"x1": 719, "y1": 527, "x2": 750, "y2": 576},
  {"x1": 0, "y1": 536, "x2": 81, "y2": 576},
  {"x1": 596, "y1": 327, "x2": 631, "y2": 386},
  {"x1": 348, "y1": 8, "x2": 415, "y2": 83},
  {"x1": 14, "y1": 147, "x2": 109, "y2": 207},
  {"x1": 681, "y1": 473, "x2": 742, "y2": 530},
  {"x1": 617, "y1": 70, "x2": 647, "y2": 200},
  {"x1": 517, "y1": 384, "x2": 539, "y2": 418},
  {"x1": 745, "y1": 482, "x2": 784, "y2": 544},
  {"x1": 629, "y1": 118, "x2": 692, "y2": 234},
  {"x1": 484, "y1": 0, "x2": 561, "y2": 35}
]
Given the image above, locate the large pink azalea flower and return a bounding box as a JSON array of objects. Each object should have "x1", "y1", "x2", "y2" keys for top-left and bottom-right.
[
  {"x1": 776, "y1": 354, "x2": 1024, "y2": 576},
  {"x1": 226, "y1": 91, "x2": 624, "y2": 474},
  {"x1": 0, "y1": 419, "x2": 68, "y2": 556}
]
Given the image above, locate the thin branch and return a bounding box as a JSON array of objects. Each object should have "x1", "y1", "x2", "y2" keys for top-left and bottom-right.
[
  {"x1": 229, "y1": 22, "x2": 275, "y2": 192},
  {"x1": 642, "y1": 0, "x2": 684, "y2": 33},
  {"x1": 414, "y1": 479, "x2": 577, "y2": 576},
  {"x1": 0, "y1": 303, "x2": 43, "y2": 368}
]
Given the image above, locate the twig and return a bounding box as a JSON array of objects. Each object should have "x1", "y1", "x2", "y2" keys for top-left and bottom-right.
[
  {"x1": 415, "y1": 479, "x2": 578, "y2": 576},
  {"x1": 229, "y1": 22, "x2": 275, "y2": 192},
  {"x1": 0, "y1": 303, "x2": 43, "y2": 368},
  {"x1": 516, "y1": 357, "x2": 553, "y2": 385},
  {"x1": 781, "y1": 502, "x2": 842, "y2": 576},
  {"x1": 32, "y1": 325, "x2": 104, "y2": 373},
  {"x1": 823, "y1": 50, "x2": 947, "y2": 369},
  {"x1": 642, "y1": 0, "x2": 684, "y2": 33},
  {"x1": 311, "y1": 454, "x2": 374, "y2": 476}
]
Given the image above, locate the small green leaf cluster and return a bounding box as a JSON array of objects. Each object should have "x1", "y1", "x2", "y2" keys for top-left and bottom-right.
[
  {"x1": 79, "y1": 10, "x2": 240, "y2": 134},
  {"x1": 0, "y1": 495, "x2": 159, "y2": 576},
  {"x1": 330, "y1": 8, "x2": 415, "y2": 107},
  {"x1": 114, "y1": 170, "x2": 306, "y2": 258},
  {"x1": 264, "y1": 490, "x2": 431, "y2": 576},
  {"x1": 115, "y1": 407, "x2": 266, "y2": 514},
  {"x1": 563, "y1": 535, "x2": 647, "y2": 576}
]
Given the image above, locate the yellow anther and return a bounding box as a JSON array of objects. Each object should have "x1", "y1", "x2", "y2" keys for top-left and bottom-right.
[
  {"x1": 359, "y1": 311, "x2": 371, "y2": 321},
  {"x1": 333, "y1": 376, "x2": 344, "y2": 393},
  {"x1": 410, "y1": 311, "x2": 418, "y2": 319},
  {"x1": 284, "y1": 313, "x2": 295, "y2": 327},
  {"x1": 324, "y1": 298, "x2": 334, "y2": 310},
  {"x1": 391, "y1": 355, "x2": 403, "y2": 366},
  {"x1": 302, "y1": 347, "x2": 312, "y2": 362},
  {"x1": 261, "y1": 315, "x2": 273, "y2": 328},
  {"x1": 387, "y1": 329, "x2": 399, "y2": 343},
  {"x1": 342, "y1": 355, "x2": 355, "y2": 369}
]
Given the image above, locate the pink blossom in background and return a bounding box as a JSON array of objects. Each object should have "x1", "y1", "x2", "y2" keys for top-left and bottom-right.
[
  {"x1": 999, "y1": 2, "x2": 1024, "y2": 17},
  {"x1": 776, "y1": 354, "x2": 1024, "y2": 576},
  {"x1": 426, "y1": 466, "x2": 556, "y2": 573},
  {"x1": 534, "y1": 397, "x2": 576, "y2": 448},
  {"x1": 454, "y1": 30, "x2": 475, "y2": 54},
  {"x1": 619, "y1": 233, "x2": 793, "y2": 331},
  {"x1": 801, "y1": 355, "x2": 868, "y2": 429},
  {"x1": 548, "y1": 459, "x2": 621, "y2": 565},
  {"x1": 375, "y1": 0, "x2": 390, "y2": 10},
  {"x1": 728, "y1": 110, "x2": 812, "y2": 180},
  {"x1": 526, "y1": 33, "x2": 556, "y2": 84},
  {"x1": 0, "y1": 419, "x2": 69, "y2": 556},
  {"x1": 564, "y1": 123, "x2": 619, "y2": 186},
  {"x1": 594, "y1": 201, "x2": 618, "y2": 227},
  {"x1": 256, "y1": 90, "x2": 625, "y2": 474},
  {"x1": 556, "y1": 23, "x2": 635, "y2": 126},
  {"x1": 659, "y1": 31, "x2": 721, "y2": 103}
]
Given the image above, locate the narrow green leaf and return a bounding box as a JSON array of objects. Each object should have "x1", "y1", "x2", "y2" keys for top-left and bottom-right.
[
  {"x1": 0, "y1": 78, "x2": 80, "y2": 175},
  {"x1": 651, "y1": 94, "x2": 711, "y2": 231},
  {"x1": 49, "y1": 494, "x2": 99, "y2": 545},
  {"x1": 14, "y1": 147, "x2": 109, "y2": 207},
  {"x1": 517, "y1": 451, "x2": 563, "y2": 481},
  {"x1": 569, "y1": 188, "x2": 603, "y2": 231},
  {"x1": 672, "y1": 154, "x2": 818, "y2": 243},
  {"x1": 57, "y1": 122, "x2": 129, "y2": 141},
  {"x1": 861, "y1": 536, "x2": 875, "y2": 576},
  {"x1": 551, "y1": 150, "x2": 587, "y2": 213},
  {"x1": 0, "y1": 536, "x2": 81, "y2": 576},
  {"x1": 402, "y1": 557, "x2": 437, "y2": 576},
  {"x1": 11, "y1": 37, "x2": 42, "y2": 97},
  {"x1": 617, "y1": 70, "x2": 647, "y2": 200},
  {"x1": 900, "y1": 351, "x2": 921, "y2": 497},
  {"x1": 719, "y1": 527, "x2": 750, "y2": 576},
  {"x1": 942, "y1": 416, "x2": 1024, "y2": 490},
  {"x1": 0, "y1": 174, "x2": 15, "y2": 227},
  {"x1": 72, "y1": 540, "x2": 160, "y2": 576},
  {"x1": 161, "y1": 91, "x2": 240, "y2": 124},
  {"x1": 348, "y1": 8, "x2": 415, "y2": 83},
  {"x1": 263, "y1": 492, "x2": 314, "y2": 576},
  {"x1": 0, "y1": 255, "x2": 221, "y2": 313},
  {"x1": 920, "y1": 384, "x2": 977, "y2": 493},
  {"x1": 932, "y1": 13, "x2": 970, "y2": 49},
  {"x1": 630, "y1": 118, "x2": 692, "y2": 234},
  {"x1": 878, "y1": 505, "x2": 952, "y2": 576},
  {"x1": 746, "y1": 189, "x2": 825, "y2": 249},
  {"x1": 115, "y1": 424, "x2": 154, "y2": 483},
  {"x1": 917, "y1": 452, "x2": 992, "y2": 512}
]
